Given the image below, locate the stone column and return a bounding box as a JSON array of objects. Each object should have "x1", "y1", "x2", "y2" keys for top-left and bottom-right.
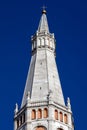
[
  {"x1": 42, "y1": 108, "x2": 44, "y2": 119},
  {"x1": 36, "y1": 108, "x2": 38, "y2": 119}
]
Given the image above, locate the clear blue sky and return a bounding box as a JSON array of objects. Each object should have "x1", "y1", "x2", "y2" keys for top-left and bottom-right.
[{"x1": 0, "y1": 0, "x2": 87, "y2": 130}]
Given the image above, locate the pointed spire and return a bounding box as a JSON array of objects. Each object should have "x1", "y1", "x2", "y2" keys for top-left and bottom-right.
[
  {"x1": 67, "y1": 97, "x2": 71, "y2": 110},
  {"x1": 21, "y1": 9, "x2": 65, "y2": 107},
  {"x1": 14, "y1": 103, "x2": 18, "y2": 115},
  {"x1": 38, "y1": 9, "x2": 49, "y2": 33}
]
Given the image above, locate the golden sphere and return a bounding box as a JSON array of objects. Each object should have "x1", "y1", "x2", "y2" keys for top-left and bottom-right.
[{"x1": 42, "y1": 9, "x2": 46, "y2": 14}]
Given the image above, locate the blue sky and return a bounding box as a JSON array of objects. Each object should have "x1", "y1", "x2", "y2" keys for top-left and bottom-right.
[{"x1": 0, "y1": 0, "x2": 87, "y2": 130}]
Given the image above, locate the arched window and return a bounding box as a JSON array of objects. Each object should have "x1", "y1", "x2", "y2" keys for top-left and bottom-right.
[
  {"x1": 42, "y1": 38, "x2": 45, "y2": 46},
  {"x1": 20, "y1": 116, "x2": 22, "y2": 125},
  {"x1": 64, "y1": 114, "x2": 67, "y2": 124},
  {"x1": 46, "y1": 38, "x2": 49, "y2": 46},
  {"x1": 36, "y1": 126, "x2": 47, "y2": 130},
  {"x1": 37, "y1": 38, "x2": 41, "y2": 47},
  {"x1": 58, "y1": 128, "x2": 63, "y2": 130},
  {"x1": 60, "y1": 112, "x2": 63, "y2": 122},
  {"x1": 38, "y1": 109, "x2": 42, "y2": 119},
  {"x1": 17, "y1": 119, "x2": 19, "y2": 128},
  {"x1": 32, "y1": 109, "x2": 36, "y2": 120},
  {"x1": 22, "y1": 113, "x2": 25, "y2": 123},
  {"x1": 34, "y1": 41, "x2": 36, "y2": 49},
  {"x1": 43, "y1": 108, "x2": 48, "y2": 118},
  {"x1": 54, "y1": 110, "x2": 58, "y2": 120}
]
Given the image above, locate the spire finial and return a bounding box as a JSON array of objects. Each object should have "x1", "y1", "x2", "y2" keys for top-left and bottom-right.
[
  {"x1": 67, "y1": 97, "x2": 71, "y2": 110},
  {"x1": 37, "y1": 6, "x2": 49, "y2": 33},
  {"x1": 42, "y1": 5, "x2": 47, "y2": 14},
  {"x1": 14, "y1": 103, "x2": 18, "y2": 114}
]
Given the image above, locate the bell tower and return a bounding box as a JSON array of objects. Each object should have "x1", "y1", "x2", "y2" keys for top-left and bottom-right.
[{"x1": 14, "y1": 9, "x2": 74, "y2": 130}]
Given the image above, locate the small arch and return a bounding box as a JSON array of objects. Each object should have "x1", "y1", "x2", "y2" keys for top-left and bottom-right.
[
  {"x1": 23, "y1": 113, "x2": 25, "y2": 123},
  {"x1": 58, "y1": 128, "x2": 63, "y2": 130},
  {"x1": 38, "y1": 38, "x2": 41, "y2": 47},
  {"x1": 34, "y1": 41, "x2": 36, "y2": 49},
  {"x1": 54, "y1": 109, "x2": 58, "y2": 120},
  {"x1": 64, "y1": 114, "x2": 68, "y2": 124},
  {"x1": 42, "y1": 38, "x2": 45, "y2": 46},
  {"x1": 32, "y1": 109, "x2": 36, "y2": 120},
  {"x1": 35, "y1": 126, "x2": 47, "y2": 130},
  {"x1": 50, "y1": 40, "x2": 53, "y2": 48},
  {"x1": 46, "y1": 38, "x2": 49, "y2": 46},
  {"x1": 60, "y1": 112, "x2": 63, "y2": 122},
  {"x1": 38, "y1": 109, "x2": 42, "y2": 119},
  {"x1": 43, "y1": 108, "x2": 48, "y2": 118},
  {"x1": 20, "y1": 116, "x2": 22, "y2": 125}
]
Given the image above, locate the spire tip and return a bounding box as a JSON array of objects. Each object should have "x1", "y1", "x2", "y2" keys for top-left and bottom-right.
[
  {"x1": 42, "y1": 6, "x2": 47, "y2": 14},
  {"x1": 42, "y1": 9, "x2": 46, "y2": 14}
]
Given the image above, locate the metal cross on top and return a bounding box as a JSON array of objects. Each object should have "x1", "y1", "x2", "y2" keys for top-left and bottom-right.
[
  {"x1": 41, "y1": 5, "x2": 47, "y2": 14},
  {"x1": 42, "y1": 5, "x2": 47, "y2": 10}
]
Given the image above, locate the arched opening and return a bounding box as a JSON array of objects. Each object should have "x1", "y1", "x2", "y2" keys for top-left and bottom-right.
[
  {"x1": 22, "y1": 113, "x2": 25, "y2": 123},
  {"x1": 58, "y1": 128, "x2": 63, "y2": 130},
  {"x1": 17, "y1": 119, "x2": 19, "y2": 128},
  {"x1": 43, "y1": 108, "x2": 48, "y2": 118},
  {"x1": 46, "y1": 39, "x2": 49, "y2": 46},
  {"x1": 64, "y1": 114, "x2": 67, "y2": 124},
  {"x1": 50, "y1": 40, "x2": 53, "y2": 48},
  {"x1": 54, "y1": 110, "x2": 58, "y2": 120},
  {"x1": 38, "y1": 38, "x2": 41, "y2": 47},
  {"x1": 42, "y1": 38, "x2": 45, "y2": 46},
  {"x1": 60, "y1": 112, "x2": 63, "y2": 122},
  {"x1": 38, "y1": 109, "x2": 42, "y2": 119},
  {"x1": 20, "y1": 116, "x2": 22, "y2": 125},
  {"x1": 32, "y1": 109, "x2": 36, "y2": 120},
  {"x1": 36, "y1": 126, "x2": 46, "y2": 130},
  {"x1": 34, "y1": 41, "x2": 36, "y2": 49},
  {"x1": 23, "y1": 113, "x2": 25, "y2": 123}
]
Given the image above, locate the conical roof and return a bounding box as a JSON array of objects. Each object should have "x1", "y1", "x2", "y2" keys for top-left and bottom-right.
[
  {"x1": 38, "y1": 10, "x2": 49, "y2": 33},
  {"x1": 21, "y1": 10, "x2": 65, "y2": 108}
]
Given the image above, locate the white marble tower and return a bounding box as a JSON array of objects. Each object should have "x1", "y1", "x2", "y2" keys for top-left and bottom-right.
[{"x1": 14, "y1": 9, "x2": 74, "y2": 130}]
